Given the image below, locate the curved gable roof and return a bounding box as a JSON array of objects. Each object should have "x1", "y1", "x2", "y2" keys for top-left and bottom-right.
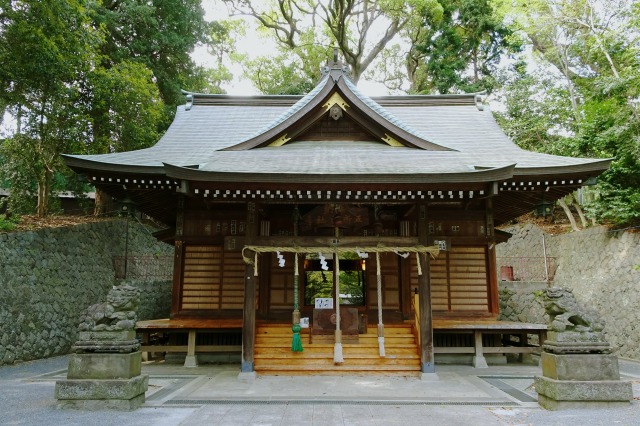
[{"x1": 221, "y1": 62, "x2": 452, "y2": 152}]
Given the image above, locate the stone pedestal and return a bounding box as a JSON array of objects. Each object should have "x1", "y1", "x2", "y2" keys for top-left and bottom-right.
[
  {"x1": 535, "y1": 352, "x2": 632, "y2": 410},
  {"x1": 55, "y1": 351, "x2": 148, "y2": 410}
]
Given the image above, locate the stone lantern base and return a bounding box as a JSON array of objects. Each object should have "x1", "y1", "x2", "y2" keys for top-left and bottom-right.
[
  {"x1": 55, "y1": 331, "x2": 148, "y2": 411},
  {"x1": 535, "y1": 352, "x2": 633, "y2": 410}
]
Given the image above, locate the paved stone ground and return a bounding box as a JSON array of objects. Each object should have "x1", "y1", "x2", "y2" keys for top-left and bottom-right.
[{"x1": 1, "y1": 355, "x2": 639, "y2": 425}]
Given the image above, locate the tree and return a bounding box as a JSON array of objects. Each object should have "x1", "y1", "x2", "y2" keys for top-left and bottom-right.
[
  {"x1": 87, "y1": 62, "x2": 165, "y2": 155},
  {"x1": 0, "y1": 0, "x2": 101, "y2": 216},
  {"x1": 91, "y1": 0, "x2": 214, "y2": 124},
  {"x1": 494, "y1": 66, "x2": 577, "y2": 155},
  {"x1": 408, "y1": 0, "x2": 521, "y2": 94},
  {"x1": 221, "y1": 0, "x2": 445, "y2": 93},
  {"x1": 0, "y1": 1, "x2": 215, "y2": 216},
  {"x1": 497, "y1": 0, "x2": 640, "y2": 225}
]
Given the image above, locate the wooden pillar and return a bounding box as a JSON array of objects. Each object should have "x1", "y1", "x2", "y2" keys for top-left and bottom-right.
[
  {"x1": 241, "y1": 202, "x2": 257, "y2": 372},
  {"x1": 184, "y1": 329, "x2": 198, "y2": 367},
  {"x1": 400, "y1": 256, "x2": 412, "y2": 320},
  {"x1": 170, "y1": 195, "x2": 185, "y2": 318},
  {"x1": 473, "y1": 330, "x2": 488, "y2": 368},
  {"x1": 486, "y1": 196, "x2": 499, "y2": 315},
  {"x1": 417, "y1": 203, "x2": 435, "y2": 373}
]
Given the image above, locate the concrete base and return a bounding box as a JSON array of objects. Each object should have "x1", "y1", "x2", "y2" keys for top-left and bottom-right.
[
  {"x1": 55, "y1": 374, "x2": 148, "y2": 411},
  {"x1": 56, "y1": 393, "x2": 145, "y2": 411},
  {"x1": 535, "y1": 375, "x2": 632, "y2": 410},
  {"x1": 541, "y1": 352, "x2": 620, "y2": 381},
  {"x1": 164, "y1": 352, "x2": 240, "y2": 365},
  {"x1": 184, "y1": 355, "x2": 198, "y2": 368},
  {"x1": 420, "y1": 372, "x2": 440, "y2": 381},
  {"x1": 238, "y1": 371, "x2": 257, "y2": 382},
  {"x1": 435, "y1": 354, "x2": 506, "y2": 366},
  {"x1": 56, "y1": 374, "x2": 148, "y2": 399},
  {"x1": 67, "y1": 352, "x2": 141, "y2": 380},
  {"x1": 473, "y1": 355, "x2": 489, "y2": 369},
  {"x1": 537, "y1": 394, "x2": 631, "y2": 411}
]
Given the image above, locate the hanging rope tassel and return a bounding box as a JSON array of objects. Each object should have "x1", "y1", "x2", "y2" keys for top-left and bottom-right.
[
  {"x1": 333, "y1": 249, "x2": 344, "y2": 363},
  {"x1": 291, "y1": 254, "x2": 303, "y2": 352},
  {"x1": 376, "y1": 252, "x2": 385, "y2": 357},
  {"x1": 254, "y1": 252, "x2": 259, "y2": 277}
]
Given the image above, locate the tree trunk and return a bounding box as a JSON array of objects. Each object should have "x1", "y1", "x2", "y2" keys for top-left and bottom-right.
[
  {"x1": 558, "y1": 198, "x2": 580, "y2": 232},
  {"x1": 93, "y1": 188, "x2": 113, "y2": 216},
  {"x1": 571, "y1": 193, "x2": 589, "y2": 228},
  {"x1": 36, "y1": 170, "x2": 52, "y2": 217}
]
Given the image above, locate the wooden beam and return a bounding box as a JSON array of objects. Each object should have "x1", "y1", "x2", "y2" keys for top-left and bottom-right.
[
  {"x1": 252, "y1": 235, "x2": 419, "y2": 248},
  {"x1": 170, "y1": 196, "x2": 185, "y2": 318},
  {"x1": 400, "y1": 256, "x2": 411, "y2": 320},
  {"x1": 486, "y1": 198, "x2": 500, "y2": 315}
]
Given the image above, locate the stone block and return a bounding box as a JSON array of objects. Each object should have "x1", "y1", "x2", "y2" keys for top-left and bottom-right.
[
  {"x1": 78, "y1": 331, "x2": 136, "y2": 341},
  {"x1": 534, "y1": 376, "x2": 632, "y2": 405},
  {"x1": 537, "y1": 394, "x2": 631, "y2": 411},
  {"x1": 55, "y1": 374, "x2": 148, "y2": 401},
  {"x1": 541, "y1": 352, "x2": 620, "y2": 381},
  {"x1": 57, "y1": 393, "x2": 145, "y2": 411},
  {"x1": 67, "y1": 352, "x2": 142, "y2": 380}
]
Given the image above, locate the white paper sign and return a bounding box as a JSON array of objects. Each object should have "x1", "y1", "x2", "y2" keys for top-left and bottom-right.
[{"x1": 315, "y1": 298, "x2": 334, "y2": 309}]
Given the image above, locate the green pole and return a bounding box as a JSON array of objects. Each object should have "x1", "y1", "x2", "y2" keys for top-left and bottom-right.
[{"x1": 292, "y1": 253, "x2": 303, "y2": 352}]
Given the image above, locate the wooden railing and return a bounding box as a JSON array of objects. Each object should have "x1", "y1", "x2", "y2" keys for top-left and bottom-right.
[{"x1": 412, "y1": 293, "x2": 421, "y2": 348}]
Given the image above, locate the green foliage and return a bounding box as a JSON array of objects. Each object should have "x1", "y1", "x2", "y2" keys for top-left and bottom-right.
[
  {"x1": 86, "y1": 61, "x2": 164, "y2": 154},
  {"x1": 496, "y1": 0, "x2": 640, "y2": 226},
  {"x1": 242, "y1": 54, "x2": 320, "y2": 95},
  {"x1": 0, "y1": 214, "x2": 20, "y2": 232},
  {"x1": 223, "y1": 0, "x2": 445, "y2": 90},
  {"x1": 411, "y1": 0, "x2": 521, "y2": 94},
  {"x1": 0, "y1": 0, "x2": 213, "y2": 216},
  {"x1": 91, "y1": 0, "x2": 212, "y2": 123},
  {"x1": 0, "y1": 0, "x2": 100, "y2": 216},
  {"x1": 494, "y1": 68, "x2": 577, "y2": 154}
]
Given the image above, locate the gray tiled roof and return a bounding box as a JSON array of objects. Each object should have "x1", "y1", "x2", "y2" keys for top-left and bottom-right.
[
  {"x1": 343, "y1": 78, "x2": 433, "y2": 143},
  {"x1": 65, "y1": 75, "x2": 609, "y2": 179},
  {"x1": 237, "y1": 74, "x2": 330, "y2": 144}
]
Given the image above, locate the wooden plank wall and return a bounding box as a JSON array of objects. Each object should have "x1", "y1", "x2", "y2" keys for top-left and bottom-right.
[
  {"x1": 269, "y1": 253, "x2": 295, "y2": 309},
  {"x1": 411, "y1": 246, "x2": 489, "y2": 314},
  {"x1": 367, "y1": 253, "x2": 400, "y2": 310},
  {"x1": 181, "y1": 245, "x2": 245, "y2": 310}
]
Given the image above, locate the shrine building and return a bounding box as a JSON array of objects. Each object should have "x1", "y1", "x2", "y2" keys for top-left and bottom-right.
[{"x1": 63, "y1": 57, "x2": 610, "y2": 375}]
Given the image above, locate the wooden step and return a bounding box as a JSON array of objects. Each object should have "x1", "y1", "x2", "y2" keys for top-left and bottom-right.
[
  {"x1": 254, "y1": 323, "x2": 420, "y2": 376},
  {"x1": 255, "y1": 364, "x2": 420, "y2": 372},
  {"x1": 255, "y1": 350, "x2": 420, "y2": 359},
  {"x1": 255, "y1": 341, "x2": 418, "y2": 350},
  {"x1": 255, "y1": 346, "x2": 419, "y2": 355}
]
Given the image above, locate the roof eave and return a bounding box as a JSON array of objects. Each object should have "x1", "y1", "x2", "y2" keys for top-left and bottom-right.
[
  {"x1": 62, "y1": 154, "x2": 166, "y2": 175},
  {"x1": 512, "y1": 158, "x2": 613, "y2": 176},
  {"x1": 163, "y1": 163, "x2": 516, "y2": 184}
]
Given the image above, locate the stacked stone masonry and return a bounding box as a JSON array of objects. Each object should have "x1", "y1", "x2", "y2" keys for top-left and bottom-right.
[
  {"x1": 497, "y1": 224, "x2": 640, "y2": 361},
  {"x1": 0, "y1": 220, "x2": 172, "y2": 366}
]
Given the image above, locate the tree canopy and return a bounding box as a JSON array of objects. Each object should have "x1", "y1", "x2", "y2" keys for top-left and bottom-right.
[
  {"x1": 495, "y1": 0, "x2": 640, "y2": 226},
  {"x1": 0, "y1": 0, "x2": 217, "y2": 216}
]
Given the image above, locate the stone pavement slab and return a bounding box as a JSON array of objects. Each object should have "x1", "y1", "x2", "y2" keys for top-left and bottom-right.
[{"x1": 1, "y1": 355, "x2": 639, "y2": 425}]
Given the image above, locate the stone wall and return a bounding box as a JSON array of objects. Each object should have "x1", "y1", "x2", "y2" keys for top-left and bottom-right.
[
  {"x1": 497, "y1": 224, "x2": 640, "y2": 360},
  {"x1": 0, "y1": 220, "x2": 173, "y2": 365}
]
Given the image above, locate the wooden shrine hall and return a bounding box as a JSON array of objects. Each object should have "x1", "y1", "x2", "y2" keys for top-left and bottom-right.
[{"x1": 64, "y1": 56, "x2": 610, "y2": 376}]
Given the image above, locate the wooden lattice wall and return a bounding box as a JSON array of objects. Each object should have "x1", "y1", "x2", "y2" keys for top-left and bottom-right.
[
  {"x1": 180, "y1": 245, "x2": 244, "y2": 310},
  {"x1": 411, "y1": 246, "x2": 490, "y2": 313}
]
